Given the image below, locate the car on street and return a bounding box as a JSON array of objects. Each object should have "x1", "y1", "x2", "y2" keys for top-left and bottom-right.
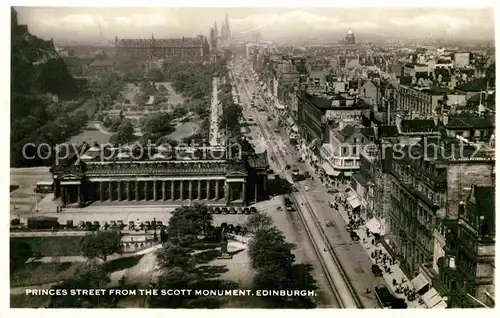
[
  {"x1": 247, "y1": 115, "x2": 254, "y2": 121},
  {"x1": 374, "y1": 285, "x2": 394, "y2": 308},
  {"x1": 135, "y1": 221, "x2": 143, "y2": 231},
  {"x1": 371, "y1": 264, "x2": 384, "y2": 277},
  {"x1": 274, "y1": 128, "x2": 280, "y2": 133},
  {"x1": 286, "y1": 205, "x2": 296, "y2": 212}
]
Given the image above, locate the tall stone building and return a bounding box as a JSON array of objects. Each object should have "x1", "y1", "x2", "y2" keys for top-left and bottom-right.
[{"x1": 114, "y1": 35, "x2": 210, "y2": 61}]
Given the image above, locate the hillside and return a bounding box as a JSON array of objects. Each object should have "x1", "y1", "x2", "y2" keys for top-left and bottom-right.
[{"x1": 11, "y1": 8, "x2": 81, "y2": 167}]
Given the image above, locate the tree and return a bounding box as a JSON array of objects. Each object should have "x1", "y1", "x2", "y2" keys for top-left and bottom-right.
[
  {"x1": 220, "y1": 102, "x2": 243, "y2": 136},
  {"x1": 156, "y1": 244, "x2": 196, "y2": 270},
  {"x1": 172, "y1": 105, "x2": 188, "y2": 119},
  {"x1": 147, "y1": 68, "x2": 165, "y2": 82},
  {"x1": 244, "y1": 213, "x2": 274, "y2": 234},
  {"x1": 50, "y1": 262, "x2": 112, "y2": 308},
  {"x1": 110, "y1": 120, "x2": 134, "y2": 145},
  {"x1": 109, "y1": 117, "x2": 122, "y2": 132},
  {"x1": 149, "y1": 268, "x2": 197, "y2": 308},
  {"x1": 102, "y1": 116, "x2": 113, "y2": 128},
  {"x1": 167, "y1": 204, "x2": 213, "y2": 245},
  {"x1": 10, "y1": 240, "x2": 33, "y2": 272},
  {"x1": 252, "y1": 264, "x2": 317, "y2": 308},
  {"x1": 81, "y1": 231, "x2": 122, "y2": 261},
  {"x1": 248, "y1": 226, "x2": 295, "y2": 269}
]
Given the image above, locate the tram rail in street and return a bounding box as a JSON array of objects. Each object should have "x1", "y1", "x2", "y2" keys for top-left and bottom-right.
[{"x1": 232, "y1": 66, "x2": 363, "y2": 308}]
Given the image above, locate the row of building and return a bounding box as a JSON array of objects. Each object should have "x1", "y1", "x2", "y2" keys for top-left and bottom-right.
[{"x1": 249, "y1": 42, "x2": 495, "y2": 308}]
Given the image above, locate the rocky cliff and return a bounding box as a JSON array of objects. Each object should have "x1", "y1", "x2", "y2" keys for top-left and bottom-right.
[
  {"x1": 11, "y1": 8, "x2": 78, "y2": 99},
  {"x1": 11, "y1": 8, "x2": 80, "y2": 167}
]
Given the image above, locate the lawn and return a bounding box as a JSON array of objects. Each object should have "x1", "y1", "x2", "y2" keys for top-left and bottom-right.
[
  {"x1": 68, "y1": 122, "x2": 110, "y2": 145},
  {"x1": 10, "y1": 262, "x2": 80, "y2": 287}
]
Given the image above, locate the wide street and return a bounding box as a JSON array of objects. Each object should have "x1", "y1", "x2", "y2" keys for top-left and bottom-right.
[{"x1": 231, "y1": 58, "x2": 380, "y2": 308}]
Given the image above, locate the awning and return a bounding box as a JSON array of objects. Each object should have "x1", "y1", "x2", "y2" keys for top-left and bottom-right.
[
  {"x1": 411, "y1": 273, "x2": 431, "y2": 293},
  {"x1": 275, "y1": 102, "x2": 285, "y2": 109},
  {"x1": 422, "y1": 288, "x2": 444, "y2": 308},
  {"x1": 365, "y1": 218, "x2": 381, "y2": 234},
  {"x1": 347, "y1": 196, "x2": 361, "y2": 209},
  {"x1": 291, "y1": 125, "x2": 298, "y2": 132},
  {"x1": 344, "y1": 172, "x2": 353, "y2": 177},
  {"x1": 431, "y1": 301, "x2": 447, "y2": 309},
  {"x1": 322, "y1": 162, "x2": 340, "y2": 176}
]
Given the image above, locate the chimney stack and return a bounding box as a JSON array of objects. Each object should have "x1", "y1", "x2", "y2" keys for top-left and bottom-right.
[{"x1": 395, "y1": 114, "x2": 403, "y2": 131}]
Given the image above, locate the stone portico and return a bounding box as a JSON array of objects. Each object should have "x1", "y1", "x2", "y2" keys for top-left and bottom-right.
[{"x1": 53, "y1": 160, "x2": 249, "y2": 207}]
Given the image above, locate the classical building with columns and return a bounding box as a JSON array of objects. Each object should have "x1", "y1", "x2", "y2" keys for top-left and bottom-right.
[{"x1": 50, "y1": 145, "x2": 269, "y2": 208}]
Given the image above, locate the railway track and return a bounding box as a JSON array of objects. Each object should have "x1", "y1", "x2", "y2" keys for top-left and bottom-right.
[{"x1": 233, "y1": 68, "x2": 362, "y2": 308}]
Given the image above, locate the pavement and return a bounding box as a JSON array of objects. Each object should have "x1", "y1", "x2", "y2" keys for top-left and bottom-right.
[{"x1": 333, "y1": 200, "x2": 427, "y2": 308}]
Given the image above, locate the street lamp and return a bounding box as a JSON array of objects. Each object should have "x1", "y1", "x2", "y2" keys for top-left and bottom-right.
[{"x1": 153, "y1": 217, "x2": 157, "y2": 241}]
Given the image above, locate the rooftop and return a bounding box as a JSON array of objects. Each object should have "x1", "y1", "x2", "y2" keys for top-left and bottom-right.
[
  {"x1": 445, "y1": 116, "x2": 495, "y2": 130},
  {"x1": 334, "y1": 125, "x2": 374, "y2": 142},
  {"x1": 400, "y1": 119, "x2": 440, "y2": 133},
  {"x1": 377, "y1": 125, "x2": 399, "y2": 138},
  {"x1": 301, "y1": 92, "x2": 370, "y2": 110},
  {"x1": 455, "y1": 78, "x2": 490, "y2": 92}
]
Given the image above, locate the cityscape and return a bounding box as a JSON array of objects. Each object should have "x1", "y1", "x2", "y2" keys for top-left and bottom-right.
[{"x1": 9, "y1": 7, "x2": 495, "y2": 309}]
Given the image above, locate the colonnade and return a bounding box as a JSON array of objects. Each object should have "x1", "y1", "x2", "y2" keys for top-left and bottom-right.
[{"x1": 59, "y1": 178, "x2": 247, "y2": 205}]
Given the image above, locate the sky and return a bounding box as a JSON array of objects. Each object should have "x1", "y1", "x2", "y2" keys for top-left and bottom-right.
[{"x1": 14, "y1": 7, "x2": 495, "y2": 43}]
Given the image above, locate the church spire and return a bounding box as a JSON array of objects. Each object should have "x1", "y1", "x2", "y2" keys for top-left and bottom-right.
[{"x1": 225, "y1": 13, "x2": 231, "y2": 39}]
